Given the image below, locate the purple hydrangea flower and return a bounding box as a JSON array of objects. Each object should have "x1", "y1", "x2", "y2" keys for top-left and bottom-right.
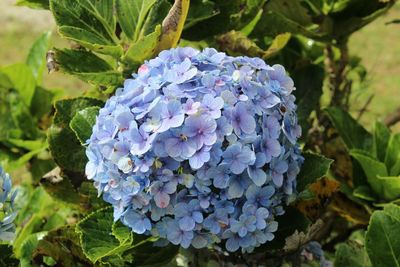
[
  {"x1": 86, "y1": 47, "x2": 303, "y2": 252},
  {"x1": 0, "y1": 167, "x2": 17, "y2": 242}
]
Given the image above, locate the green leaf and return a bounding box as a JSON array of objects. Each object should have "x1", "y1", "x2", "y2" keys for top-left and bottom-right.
[
  {"x1": 0, "y1": 90, "x2": 39, "y2": 141},
  {"x1": 292, "y1": 64, "x2": 324, "y2": 134},
  {"x1": 58, "y1": 26, "x2": 123, "y2": 57},
  {"x1": 155, "y1": 0, "x2": 190, "y2": 52},
  {"x1": 128, "y1": 242, "x2": 179, "y2": 267},
  {"x1": 385, "y1": 134, "x2": 400, "y2": 174},
  {"x1": 19, "y1": 232, "x2": 48, "y2": 267},
  {"x1": 70, "y1": 106, "x2": 100, "y2": 144},
  {"x1": 1, "y1": 64, "x2": 36, "y2": 107},
  {"x1": 76, "y1": 207, "x2": 133, "y2": 263},
  {"x1": 78, "y1": 181, "x2": 107, "y2": 211},
  {"x1": 257, "y1": 207, "x2": 310, "y2": 251},
  {"x1": 184, "y1": 0, "x2": 219, "y2": 30},
  {"x1": 123, "y1": 25, "x2": 161, "y2": 65},
  {"x1": 26, "y1": 31, "x2": 52, "y2": 84},
  {"x1": 373, "y1": 121, "x2": 391, "y2": 162},
  {"x1": 116, "y1": 0, "x2": 157, "y2": 41},
  {"x1": 217, "y1": 30, "x2": 265, "y2": 57},
  {"x1": 240, "y1": 9, "x2": 263, "y2": 36},
  {"x1": 50, "y1": 0, "x2": 120, "y2": 56},
  {"x1": 16, "y1": 0, "x2": 49, "y2": 9},
  {"x1": 0, "y1": 244, "x2": 19, "y2": 266},
  {"x1": 6, "y1": 139, "x2": 45, "y2": 151},
  {"x1": 353, "y1": 186, "x2": 377, "y2": 202},
  {"x1": 375, "y1": 175, "x2": 400, "y2": 201},
  {"x1": 335, "y1": 232, "x2": 372, "y2": 267},
  {"x1": 263, "y1": 32, "x2": 291, "y2": 59},
  {"x1": 296, "y1": 152, "x2": 333, "y2": 192},
  {"x1": 30, "y1": 86, "x2": 56, "y2": 120},
  {"x1": 326, "y1": 107, "x2": 373, "y2": 150},
  {"x1": 32, "y1": 226, "x2": 91, "y2": 266},
  {"x1": 350, "y1": 150, "x2": 389, "y2": 199},
  {"x1": 332, "y1": 1, "x2": 395, "y2": 39},
  {"x1": 253, "y1": 0, "x2": 330, "y2": 42},
  {"x1": 54, "y1": 49, "x2": 123, "y2": 88},
  {"x1": 14, "y1": 214, "x2": 47, "y2": 257},
  {"x1": 141, "y1": 0, "x2": 171, "y2": 36},
  {"x1": 41, "y1": 167, "x2": 81, "y2": 205},
  {"x1": 182, "y1": 0, "x2": 267, "y2": 40},
  {"x1": 48, "y1": 97, "x2": 103, "y2": 173},
  {"x1": 366, "y1": 204, "x2": 400, "y2": 267}
]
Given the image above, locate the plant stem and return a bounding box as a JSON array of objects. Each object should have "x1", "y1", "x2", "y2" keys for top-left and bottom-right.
[{"x1": 325, "y1": 39, "x2": 350, "y2": 109}]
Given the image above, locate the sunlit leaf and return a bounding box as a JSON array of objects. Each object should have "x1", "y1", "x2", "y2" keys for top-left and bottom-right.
[
  {"x1": 26, "y1": 31, "x2": 52, "y2": 84},
  {"x1": 366, "y1": 204, "x2": 400, "y2": 267}
]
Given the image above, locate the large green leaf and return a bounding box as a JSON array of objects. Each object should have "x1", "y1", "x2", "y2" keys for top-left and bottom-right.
[
  {"x1": 373, "y1": 121, "x2": 391, "y2": 162},
  {"x1": 350, "y1": 150, "x2": 388, "y2": 199},
  {"x1": 217, "y1": 30, "x2": 265, "y2": 57},
  {"x1": 292, "y1": 64, "x2": 324, "y2": 134},
  {"x1": 115, "y1": 0, "x2": 157, "y2": 41},
  {"x1": 296, "y1": 151, "x2": 333, "y2": 192},
  {"x1": 16, "y1": 0, "x2": 49, "y2": 9},
  {"x1": 48, "y1": 97, "x2": 103, "y2": 173},
  {"x1": 54, "y1": 49, "x2": 123, "y2": 87},
  {"x1": 366, "y1": 204, "x2": 400, "y2": 267},
  {"x1": 0, "y1": 244, "x2": 19, "y2": 266},
  {"x1": 326, "y1": 107, "x2": 373, "y2": 151},
  {"x1": 263, "y1": 32, "x2": 291, "y2": 59},
  {"x1": 253, "y1": 0, "x2": 330, "y2": 42},
  {"x1": 375, "y1": 175, "x2": 400, "y2": 201},
  {"x1": 141, "y1": 0, "x2": 171, "y2": 36},
  {"x1": 331, "y1": 0, "x2": 395, "y2": 39},
  {"x1": 385, "y1": 134, "x2": 400, "y2": 174},
  {"x1": 30, "y1": 86, "x2": 57, "y2": 120},
  {"x1": 335, "y1": 231, "x2": 372, "y2": 267},
  {"x1": 32, "y1": 226, "x2": 91, "y2": 266},
  {"x1": 50, "y1": 0, "x2": 121, "y2": 56},
  {"x1": 184, "y1": 0, "x2": 219, "y2": 30},
  {"x1": 70, "y1": 106, "x2": 100, "y2": 144},
  {"x1": 76, "y1": 207, "x2": 136, "y2": 264},
  {"x1": 0, "y1": 90, "x2": 39, "y2": 141},
  {"x1": 26, "y1": 31, "x2": 52, "y2": 84},
  {"x1": 123, "y1": 25, "x2": 162, "y2": 65},
  {"x1": 182, "y1": 0, "x2": 266, "y2": 40},
  {"x1": 41, "y1": 167, "x2": 81, "y2": 205},
  {"x1": 1, "y1": 64, "x2": 36, "y2": 107}
]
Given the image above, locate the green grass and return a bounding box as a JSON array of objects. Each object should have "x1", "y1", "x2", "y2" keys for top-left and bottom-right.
[
  {"x1": 0, "y1": 0, "x2": 399, "y2": 130},
  {"x1": 349, "y1": 3, "x2": 400, "y2": 131},
  {"x1": 0, "y1": 0, "x2": 86, "y2": 96}
]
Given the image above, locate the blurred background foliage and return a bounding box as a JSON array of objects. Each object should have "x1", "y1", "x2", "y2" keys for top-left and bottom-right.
[{"x1": 0, "y1": 0, "x2": 399, "y2": 266}]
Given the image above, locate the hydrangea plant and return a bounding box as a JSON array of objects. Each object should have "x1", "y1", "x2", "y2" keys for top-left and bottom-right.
[
  {"x1": 85, "y1": 47, "x2": 303, "y2": 252},
  {"x1": 0, "y1": 167, "x2": 17, "y2": 242}
]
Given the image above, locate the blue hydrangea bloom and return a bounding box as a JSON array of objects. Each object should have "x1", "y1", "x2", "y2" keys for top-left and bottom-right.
[
  {"x1": 86, "y1": 47, "x2": 303, "y2": 252},
  {"x1": 0, "y1": 167, "x2": 17, "y2": 242}
]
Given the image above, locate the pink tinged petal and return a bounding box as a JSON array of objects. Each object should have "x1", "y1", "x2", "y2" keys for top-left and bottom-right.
[
  {"x1": 155, "y1": 192, "x2": 170, "y2": 208},
  {"x1": 138, "y1": 64, "x2": 149, "y2": 74}
]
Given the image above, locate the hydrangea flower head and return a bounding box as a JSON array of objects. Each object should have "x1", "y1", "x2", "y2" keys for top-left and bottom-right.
[
  {"x1": 0, "y1": 167, "x2": 17, "y2": 242},
  {"x1": 86, "y1": 47, "x2": 303, "y2": 252}
]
